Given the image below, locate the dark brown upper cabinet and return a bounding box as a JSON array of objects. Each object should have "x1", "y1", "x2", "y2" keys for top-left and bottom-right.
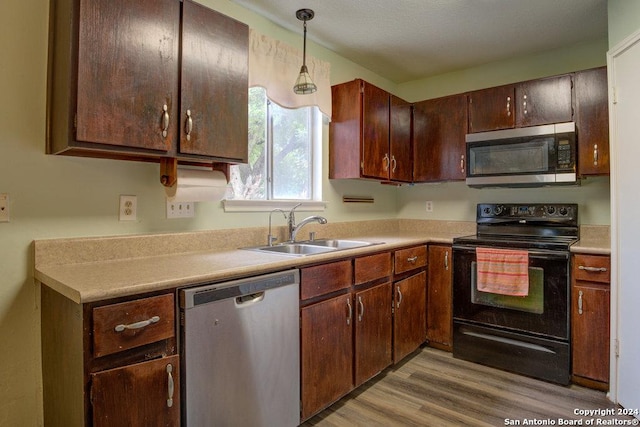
[
  {"x1": 47, "y1": 0, "x2": 248, "y2": 163},
  {"x1": 468, "y1": 75, "x2": 573, "y2": 133},
  {"x1": 575, "y1": 66, "x2": 609, "y2": 176},
  {"x1": 330, "y1": 79, "x2": 412, "y2": 183},
  {"x1": 413, "y1": 94, "x2": 467, "y2": 182}
]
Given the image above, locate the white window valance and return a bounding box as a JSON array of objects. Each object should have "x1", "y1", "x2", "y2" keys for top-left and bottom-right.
[{"x1": 248, "y1": 29, "x2": 332, "y2": 119}]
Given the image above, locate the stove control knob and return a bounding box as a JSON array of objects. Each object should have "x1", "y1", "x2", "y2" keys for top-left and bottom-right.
[
  {"x1": 483, "y1": 206, "x2": 492, "y2": 215},
  {"x1": 559, "y1": 207, "x2": 568, "y2": 216},
  {"x1": 547, "y1": 206, "x2": 556, "y2": 215},
  {"x1": 494, "y1": 205, "x2": 504, "y2": 215}
]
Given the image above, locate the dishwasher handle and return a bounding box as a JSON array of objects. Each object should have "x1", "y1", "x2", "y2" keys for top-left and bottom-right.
[{"x1": 181, "y1": 270, "x2": 299, "y2": 309}]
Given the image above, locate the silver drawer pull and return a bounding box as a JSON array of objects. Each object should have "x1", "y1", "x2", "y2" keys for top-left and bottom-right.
[
  {"x1": 166, "y1": 364, "x2": 174, "y2": 408},
  {"x1": 396, "y1": 286, "x2": 403, "y2": 309},
  {"x1": 114, "y1": 315, "x2": 160, "y2": 332},
  {"x1": 358, "y1": 296, "x2": 364, "y2": 322},
  {"x1": 346, "y1": 298, "x2": 352, "y2": 326},
  {"x1": 593, "y1": 144, "x2": 599, "y2": 166},
  {"x1": 578, "y1": 265, "x2": 608, "y2": 273},
  {"x1": 407, "y1": 256, "x2": 418, "y2": 263}
]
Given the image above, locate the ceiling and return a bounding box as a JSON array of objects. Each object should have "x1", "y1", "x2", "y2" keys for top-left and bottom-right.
[{"x1": 230, "y1": 0, "x2": 608, "y2": 84}]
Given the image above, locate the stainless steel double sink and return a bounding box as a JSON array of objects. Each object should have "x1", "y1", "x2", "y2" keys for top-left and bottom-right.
[{"x1": 244, "y1": 239, "x2": 382, "y2": 257}]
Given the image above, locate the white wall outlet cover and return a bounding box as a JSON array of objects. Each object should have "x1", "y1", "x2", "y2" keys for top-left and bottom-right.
[
  {"x1": 425, "y1": 201, "x2": 434, "y2": 213},
  {"x1": 0, "y1": 193, "x2": 9, "y2": 222},
  {"x1": 119, "y1": 195, "x2": 137, "y2": 221}
]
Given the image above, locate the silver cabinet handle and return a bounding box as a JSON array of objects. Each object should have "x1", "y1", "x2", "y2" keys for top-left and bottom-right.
[
  {"x1": 506, "y1": 96, "x2": 511, "y2": 117},
  {"x1": 396, "y1": 286, "x2": 403, "y2": 309},
  {"x1": 166, "y1": 363, "x2": 174, "y2": 408},
  {"x1": 346, "y1": 297, "x2": 352, "y2": 325},
  {"x1": 383, "y1": 153, "x2": 390, "y2": 171},
  {"x1": 185, "y1": 109, "x2": 193, "y2": 141},
  {"x1": 390, "y1": 155, "x2": 397, "y2": 172},
  {"x1": 444, "y1": 251, "x2": 449, "y2": 271},
  {"x1": 161, "y1": 104, "x2": 170, "y2": 138},
  {"x1": 593, "y1": 144, "x2": 599, "y2": 166},
  {"x1": 114, "y1": 315, "x2": 160, "y2": 332},
  {"x1": 358, "y1": 296, "x2": 364, "y2": 322},
  {"x1": 523, "y1": 94, "x2": 528, "y2": 116},
  {"x1": 578, "y1": 265, "x2": 608, "y2": 273},
  {"x1": 578, "y1": 290, "x2": 583, "y2": 315},
  {"x1": 460, "y1": 155, "x2": 465, "y2": 174},
  {"x1": 407, "y1": 256, "x2": 418, "y2": 263}
]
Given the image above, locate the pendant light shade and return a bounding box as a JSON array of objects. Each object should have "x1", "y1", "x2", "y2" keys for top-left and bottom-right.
[{"x1": 293, "y1": 9, "x2": 317, "y2": 95}]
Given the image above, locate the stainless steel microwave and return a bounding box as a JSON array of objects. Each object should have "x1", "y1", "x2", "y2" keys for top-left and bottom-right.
[{"x1": 465, "y1": 122, "x2": 576, "y2": 187}]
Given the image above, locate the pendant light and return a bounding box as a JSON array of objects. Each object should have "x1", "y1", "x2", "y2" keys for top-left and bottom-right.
[{"x1": 293, "y1": 8, "x2": 317, "y2": 95}]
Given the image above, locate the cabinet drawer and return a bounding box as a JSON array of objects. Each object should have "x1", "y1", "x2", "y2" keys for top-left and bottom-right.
[
  {"x1": 92, "y1": 294, "x2": 175, "y2": 358},
  {"x1": 573, "y1": 255, "x2": 610, "y2": 283},
  {"x1": 301, "y1": 260, "x2": 352, "y2": 300},
  {"x1": 354, "y1": 252, "x2": 392, "y2": 285},
  {"x1": 394, "y1": 245, "x2": 427, "y2": 275}
]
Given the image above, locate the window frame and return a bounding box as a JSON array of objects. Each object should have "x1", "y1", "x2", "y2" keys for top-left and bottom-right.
[{"x1": 223, "y1": 90, "x2": 325, "y2": 213}]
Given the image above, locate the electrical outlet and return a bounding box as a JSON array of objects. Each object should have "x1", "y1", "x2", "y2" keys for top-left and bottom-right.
[
  {"x1": 0, "y1": 193, "x2": 9, "y2": 222},
  {"x1": 119, "y1": 195, "x2": 137, "y2": 221},
  {"x1": 167, "y1": 201, "x2": 195, "y2": 219},
  {"x1": 425, "y1": 200, "x2": 434, "y2": 213}
]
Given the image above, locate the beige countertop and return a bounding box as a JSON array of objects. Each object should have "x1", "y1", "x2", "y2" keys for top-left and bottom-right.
[
  {"x1": 571, "y1": 225, "x2": 611, "y2": 255},
  {"x1": 34, "y1": 220, "x2": 473, "y2": 304},
  {"x1": 33, "y1": 220, "x2": 611, "y2": 304}
]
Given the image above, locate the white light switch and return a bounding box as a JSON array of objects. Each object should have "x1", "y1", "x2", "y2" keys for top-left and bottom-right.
[{"x1": 0, "y1": 193, "x2": 9, "y2": 222}]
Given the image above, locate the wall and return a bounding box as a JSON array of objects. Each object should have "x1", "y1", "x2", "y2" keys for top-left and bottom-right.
[
  {"x1": 0, "y1": 0, "x2": 612, "y2": 425},
  {"x1": 608, "y1": 0, "x2": 640, "y2": 48}
]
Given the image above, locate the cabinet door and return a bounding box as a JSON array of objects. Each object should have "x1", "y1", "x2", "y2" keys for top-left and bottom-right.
[
  {"x1": 354, "y1": 282, "x2": 393, "y2": 386},
  {"x1": 572, "y1": 283, "x2": 610, "y2": 383},
  {"x1": 91, "y1": 355, "x2": 180, "y2": 427},
  {"x1": 361, "y1": 82, "x2": 391, "y2": 180},
  {"x1": 301, "y1": 294, "x2": 353, "y2": 420},
  {"x1": 390, "y1": 95, "x2": 413, "y2": 182},
  {"x1": 413, "y1": 94, "x2": 467, "y2": 181},
  {"x1": 180, "y1": 0, "x2": 248, "y2": 161},
  {"x1": 468, "y1": 85, "x2": 515, "y2": 133},
  {"x1": 76, "y1": 0, "x2": 180, "y2": 151},
  {"x1": 393, "y1": 271, "x2": 427, "y2": 363},
  {"x1": 427, "y1": 245, "x2": 453, "y2": 350},
  {"x1": 515, "y1": 74, "x2": 573, "y2": 127},
  {"x1": 575, "y1": 67, "x2": 609, "y2": 176}
]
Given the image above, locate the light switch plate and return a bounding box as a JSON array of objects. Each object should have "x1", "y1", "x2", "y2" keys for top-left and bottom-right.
[
  {"x1": 0, "y1": 193, "x2": 9, "y2": 222},
  {"x1": 167, "y1": 201, "x2": 195, "y2": 219}
]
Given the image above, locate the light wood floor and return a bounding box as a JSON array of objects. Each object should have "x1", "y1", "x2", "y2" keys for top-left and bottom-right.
[{"x1": 303, "y1": 346, "x2": 630, "y2": 427}]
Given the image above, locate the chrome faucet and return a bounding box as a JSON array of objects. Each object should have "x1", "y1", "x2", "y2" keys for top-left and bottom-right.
[
  {"x1": 288, "y1": 203, "x2": 327, "y2": 242},
  {"x1": 267, "y1": 208, "x2": 287, "y2": 246}
]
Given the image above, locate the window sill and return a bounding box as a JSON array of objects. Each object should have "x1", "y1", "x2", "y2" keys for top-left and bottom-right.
[{"x1": 222, "y1": 199, "x2": 327, "y2": 213}]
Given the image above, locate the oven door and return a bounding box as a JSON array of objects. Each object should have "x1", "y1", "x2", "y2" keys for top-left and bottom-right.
[
  {"x1": 452, "y1": 244, "x2": 570, "y2": 340},
  {"x1": 452, "y1": 244, "x2": 571, "y2": 384}
]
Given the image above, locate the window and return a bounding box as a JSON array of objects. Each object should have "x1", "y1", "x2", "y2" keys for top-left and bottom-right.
[{"x1": 227, "y1": 87, "x2": 321, "y2": 204}]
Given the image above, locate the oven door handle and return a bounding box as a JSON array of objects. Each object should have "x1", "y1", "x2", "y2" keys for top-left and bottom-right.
[{"x1": 453, "y1": 245, "x2": 569, "y2": 260}]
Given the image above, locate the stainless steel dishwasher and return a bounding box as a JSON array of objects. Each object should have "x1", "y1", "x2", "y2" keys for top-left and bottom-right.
[{"x1": 179, "y1": 270, "x2": 300, "y2": 427}]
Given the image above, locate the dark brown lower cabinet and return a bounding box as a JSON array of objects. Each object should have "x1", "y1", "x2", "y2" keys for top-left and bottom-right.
[
  {"x1": 393, "y1": 271, "x2": 427, "y2": 363},
  {"x1": 571, "y1": 254, "x2": 611, "y2": 390},
  {"x1": 301, "y1": 293, "x2": 354, "y2": 421},
  {"x1": 91, "y1": 355, "x2": 180, "y2": 427},
  {"x1": 427, "y1": 245, "x2": 453, "y2": 351},
  {"x1": 354, "y1": 282, "x2": 393, "y2": 386}
]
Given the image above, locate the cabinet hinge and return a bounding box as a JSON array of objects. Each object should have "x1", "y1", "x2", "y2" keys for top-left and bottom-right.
[
  {"x1": 615, "y1": 338, "x2": 620, "y2": 357},
  {"x1": 612, "y1": 86, "x2": 618, "y2": 105},
  {"x1": 74, "y1": 113, "x2": 77, "y2": 129}
]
